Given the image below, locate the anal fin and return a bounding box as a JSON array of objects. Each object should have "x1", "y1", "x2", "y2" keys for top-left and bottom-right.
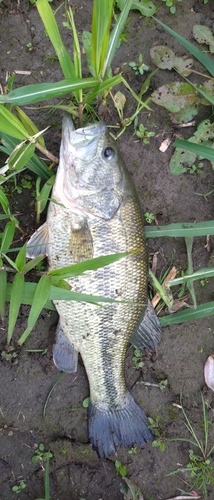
[
  {"x1": 53, "y1": 321, "x2": 78, "y2": 373},
  {"x1": 130, "y1": 299, "x2": 161, "y2": 351}
]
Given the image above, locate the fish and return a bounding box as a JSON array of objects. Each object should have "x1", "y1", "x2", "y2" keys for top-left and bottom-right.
[{"x1": 27, "y1": 115, "x2": 161, "y2": 458}]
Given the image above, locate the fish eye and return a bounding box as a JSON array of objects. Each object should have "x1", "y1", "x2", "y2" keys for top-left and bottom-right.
[{"x1": 102, "y1": 146, "x2": 116, "y2": 160}]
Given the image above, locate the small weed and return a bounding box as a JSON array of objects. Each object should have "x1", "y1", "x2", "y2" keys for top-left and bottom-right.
[
  {"x1": 115, "y1": 459, "x2": 127, "y2": 477},
  {"x1": 82, "y1": 397, "x2": 90, "y2": 408},
  {"x1": 200, "y1": 278, "x2": 208, "y2": 287},
  {"x1": 132, "y1": 348, "x2": 144, "y2": 369},
  {"x1": 129, "y1": 54, "x2": 149, "y2": 75},
  {"x1": 189, "y1": 162, "x2": 203, "y2": 175},
  {"x1": 32, "y1": 443, "x2": 53, "y2": 466},
  {"x1": 168, "y1": 394, "x2": 214, "y2": 498},
  {"x1": 134, "y1": 123, "x2": 155, "y2": 144},
  {"x1": 144, "y1": 212, "x2": 155, "y2": 224},
  {"x1": 1, "y1": 345, "x2": 17, "y2": 362},
  {"x1": 26, "y1": 42, "x2": 33, "y2": 51},
  {"x1": 148, "y1": 415, "x2": 166, "y2": 451},
  {"x1": 128, "y1": 444, "x2": 138, "y2": 455},
  {"x1": 162, "y1": 0, "x2": 183, "y2": 14},
  {"x1": 12, "y1": 480, "x2": 27, "y2": 493}
]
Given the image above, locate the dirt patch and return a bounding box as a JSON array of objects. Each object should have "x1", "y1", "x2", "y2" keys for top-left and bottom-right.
[{"x1": 0, "y1": 1, "x2": 214, "y2": 499}]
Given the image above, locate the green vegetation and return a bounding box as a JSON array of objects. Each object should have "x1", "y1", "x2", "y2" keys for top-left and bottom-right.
[
  {"x1": 148, "y1": 415, "x2": 166, "y2": 451},
  {"x1": 12, "y1": 480, "x2": 27, "y2": 494},
  {"x1": 168, "y1": 395, "x2": 214, "y2": 498}
]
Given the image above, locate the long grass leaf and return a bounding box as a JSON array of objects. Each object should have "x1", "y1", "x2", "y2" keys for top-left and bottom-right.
[
  {"x1": 185, "y1": 236, "x2": 197, "y2": 308},
  {"x1": 84, "y1": 74, "x2": 122, "y2": 104},
  {"x1": 145, "y1": 221, "x2": 214, "y2": 238},
  {"x1": 92, "y1": 0, "x2": 114, "y2": 77},
  {"x1": 159, "y1": 301, "x2": 214, "y2": 326},
  {"x1": 0, "y1": 134, "x2": 51, "y2": 181},
  {"x1": 173, "y1": 139, "x2": 214, "y2": 162},
  {"x1": 36, "y1": 0, "x2": 76, "y2": 80},
  {"x1": 169, "y1": 267, "x2": 214, "y2": 286},
  {"x1": 22, "y1": 255, "x2": 46, "y2": 274},
  {"x1": 0, "y1": 187, "x2": 10, "y2": 213},
  {"x1": 15, "y1": 107, "x2": 45, "y2": 146},
  {"x1": 48, "y1": 251, "x2": 128, "y2": 279},
  {"x1": 6, "y1": 282, "x2": 55, "y2": 310},
  {"x1": 8, "y1": 142, "x2": 35, "y2": 172},
  {"x1": 105, "y1": 0, "x2": 133, "y2": 75},
  {"x1": 0, "y1": 106, "x2": 29, "y2": 140},
  {"x1": 0, "y1": 78, "x2": 99, "y2": 106},
  {"x1": 0, "y1": 270, "x2": 7, "y2": 321},
  {"x1": 1, "y1": 220, "x2": 16, "y2": 252},
  {"x1": 8, "y1": 273, "x2": 24, "y2": 343},
  {"x1": 15, "y1": 243, "x2": 26, "y2": 271},
  {"x1": 154, "y1": 17, "x2": 214, "y2": 77},
  {"x1": 43, "y1": 372, "x2": 66, "y2": 417},
  {"x1": 149, "y1": 269, "x2": 173, "y2": 309},
  {"x1": 18, "y1": 274, "x2": 52, "y2": 345}
]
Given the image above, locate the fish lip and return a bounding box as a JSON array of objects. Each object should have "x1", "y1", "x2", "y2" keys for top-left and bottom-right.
[
  {"x1": 62, "y1": 114, "x2": 107, "y2": 138},
  {"x1": 62, "y1": 116, "x2": 108, "y2": 161}
]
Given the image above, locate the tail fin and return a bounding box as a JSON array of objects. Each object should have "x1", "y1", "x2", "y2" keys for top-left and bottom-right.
[{"x1": 88, "y1": 392, "x2": 154, "y2": 458}]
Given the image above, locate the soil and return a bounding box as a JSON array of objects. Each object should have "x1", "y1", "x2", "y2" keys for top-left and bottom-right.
[{"x1": 1, "y1": 1, "x2": 214, "y2": 499}]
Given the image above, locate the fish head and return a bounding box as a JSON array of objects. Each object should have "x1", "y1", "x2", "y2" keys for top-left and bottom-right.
[{"x1": 54, "y1": 115, "x2": 127, "y2": 219}]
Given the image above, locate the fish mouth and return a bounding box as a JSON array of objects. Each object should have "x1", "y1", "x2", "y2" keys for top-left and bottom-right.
[{"x1": 62, "y1": 114, "x2": 107, "y2": 160}]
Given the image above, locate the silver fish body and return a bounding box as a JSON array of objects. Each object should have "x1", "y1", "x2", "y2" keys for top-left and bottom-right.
[{"x1": 27, "y1": 116, "x2": 161, "y2": 458}]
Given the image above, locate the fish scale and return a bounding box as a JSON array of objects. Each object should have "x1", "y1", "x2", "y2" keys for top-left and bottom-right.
[{"x1": 27, "y1": 115, "x2": 161, "y2": 458}]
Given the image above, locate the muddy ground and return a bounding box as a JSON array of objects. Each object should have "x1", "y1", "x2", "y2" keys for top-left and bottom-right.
[{"x1": 1, "y1": 0, "x2": 214, "y2": 499}]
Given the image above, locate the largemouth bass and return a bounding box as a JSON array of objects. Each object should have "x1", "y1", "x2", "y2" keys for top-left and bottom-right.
[{"x1": 27, "y1": 115, "x2": 161, "y2": 458}]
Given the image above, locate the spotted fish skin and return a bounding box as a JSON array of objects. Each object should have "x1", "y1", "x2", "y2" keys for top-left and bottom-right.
[{"x1": 27, "y1": 116, "x2": 161, "y2": 458}]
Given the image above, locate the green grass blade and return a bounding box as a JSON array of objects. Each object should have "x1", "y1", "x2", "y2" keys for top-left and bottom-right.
[
  {"x1": 0, "y1": 106, "x2": 29, "y2": 140},
  {"x1": 154, "y1": 17, "x2": 214, "y2": 77},
  {"x1": 169, "y1": 267, "x2": 214, "y2": 286},
  {"x1": 15, "y1": 243, "x2": 27, "y2": 271},
  {"x1": 0, "y1": 78, "x2": 99, "y2": 106},
  {"x1": 15, "y1": 107, "x2": 45, "y2": 147},
  {"x1": 22, "y1": 255, "x2": 46, "y2": 274},
  {"x1": 36, "y1": 175, "x2": 55, "y2": 216},
  {"x1": 0, "y1": 134, "x2": 51, "y2": 181},
  {"x1": 36, "y1": 0, "x2": 76, "y2": 80},
  {"x1": 49, "y1": 286, "x2": 135, "y2": 304},
  {"x1": 173, "y1": 139, "x2": 214, "y2": 162},
  {"x1": 8, "y1": 273, "x2": 24, "y2": 343},
  {"x1": 84, "y1": 74, "x2": 122, "y2": 104},
  {"x1": 8, "y1": 142, "x2": 35, "y2": 172},
  {"x1": 43, "y1": 372, "x2": 66, "y2": 417},
  {"x1": 105, "y1": 0, "x2": 133, "y2": 75},
  {"x1": 0, "y1": 187, "x2": 10, "y2": 214},
  {"x1": 159, "y1": 301, "x2": 214, "y2": 326},
  {"x1": 145, "y1": 221, "x2": 214, "y2": 238},
  {"x1": 1, "y1": 220, "x2": 16, "y2": 252},
  {"x1": 66, "y1": 7, "x2": 82, "y2": 102},
  {"x1": 0, "y1": 270, "x2": 7, "y2": 322},
  {"x1": 48, "y1": 251, "x2": 128, "y2": 279},
  {"x1": 6, "y1": 282, "x2": 55, "y2": 310},
  {"x1": 91, "y1": 0, "x2": 114, "y2": 78},
  {"x1": 185, "y1": 236, "x2": 197, "y2": 308},
  {"x1": 18, "y1": 274, "x2": 52, "y2": 345},
  {"x1": 149, "y1": 269, "x2": 173, "y2": 309}
]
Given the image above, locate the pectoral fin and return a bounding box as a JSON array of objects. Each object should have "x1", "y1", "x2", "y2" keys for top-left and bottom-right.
[
  {"x1": 26, "y1": 222, "x2": 49, "y2": 258},
  {"x1": 53, "y1": 321, "x2": 78, "y2": 373},
  {"x1": 130, "y1": 299, "x2": 161, "y2": 351}
]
